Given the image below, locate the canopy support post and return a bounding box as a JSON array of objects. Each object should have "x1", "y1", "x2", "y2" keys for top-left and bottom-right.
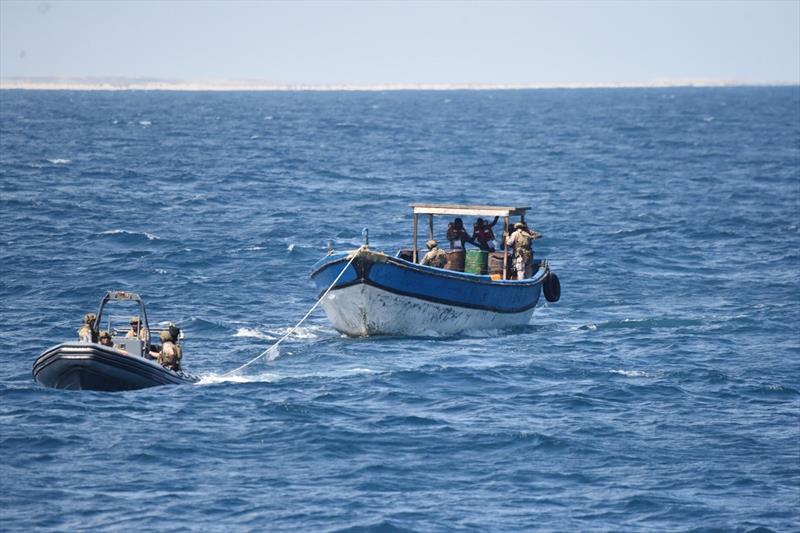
[
  {"x1": 428, "y1": 214, "x2": 434, "y2": 241},
  {"x1": 412, "y1": 214, "x2": 419, "y2": 263},
  {"x1": 502, "y1": 216, "x2": 509, "y2": 280}
]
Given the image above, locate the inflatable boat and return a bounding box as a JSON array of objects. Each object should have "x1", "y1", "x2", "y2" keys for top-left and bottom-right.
[{"x1": 32, "y1": 290, "x2": 199, "y2": 391}]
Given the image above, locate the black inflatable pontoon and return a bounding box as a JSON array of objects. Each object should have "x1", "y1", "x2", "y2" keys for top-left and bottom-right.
[{"x1": 33, "y1": 342, "x2": 198, "y2": 391}]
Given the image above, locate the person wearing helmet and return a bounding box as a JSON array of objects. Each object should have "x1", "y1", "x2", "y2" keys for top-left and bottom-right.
[
  {"x1": 98, "y1": 330, "x2": 114, "y2": 347},
  {"x1": 150, "y1": 330, "x2": 182, "y2": 371},
  {"x1": 77, "y1": 313, "x2": 97, "y2": 343},
  {"x1": 125, "y1": 316, "x2": 149, "y2": 342},
  {"x1": 100, "y1": 330, "x2": 129, "y2": 355},
  {"x1": 167, "y1": 322, "x2": 181, "y2": 344},
  {"x1": 505, "y1": 222, "x2": 542, "y2": 279},
  {"x1": 421, "y1": 239, "x2": 448, "y2": 268}
]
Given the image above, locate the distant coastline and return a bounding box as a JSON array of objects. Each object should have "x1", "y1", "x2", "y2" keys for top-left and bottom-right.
[{"x1": 1, "y1": 77, "x2": 796, "y2": 91}]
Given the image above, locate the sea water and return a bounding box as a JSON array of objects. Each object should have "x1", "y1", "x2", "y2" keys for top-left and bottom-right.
[{"x1": 1, "y1": 88, "x2": 798, "y2": 531}]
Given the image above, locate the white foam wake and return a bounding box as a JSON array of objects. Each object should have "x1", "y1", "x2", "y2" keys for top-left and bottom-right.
[
  {"x1": 270, "y1": 325, "x2": 325, "y2": 340},
  {"x1": 233, "y1": 327, "x2": 275, "y2": 340},
  {"x1": 196, "y1": 372, "x2": 279, "y2": 385},
  {"x1": 609, "y1": 369, "x2": 650, "y2": 378},
  {"x1": 196, "y1": 367, "x2": 379, "y2": 385}
]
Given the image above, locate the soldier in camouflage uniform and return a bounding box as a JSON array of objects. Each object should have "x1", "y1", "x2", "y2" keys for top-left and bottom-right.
[
  {"x1": 505, "y1": 222, "x2": 542, "y2": 280},
  {"x1": 125, "y1": 316, "x2": 149, "y2": 342},
  {"x1": 151, "y1": 330, "x2": 182, "y2": 371},
  {"x1": 421, "y1": 239, "x2": 448, "y2": 268},
  {"x1": 98, "y1": 330, "x2": 114, "y2": 347},
  {"x1": 77, "y1": 313, "x2": 96, "y2": 343}
]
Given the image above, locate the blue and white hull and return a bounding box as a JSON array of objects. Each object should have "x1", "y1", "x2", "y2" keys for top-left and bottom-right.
[
  {"x1": 321, "y1": 282, "x2": 537, "y2": 336},
  {"x1": 310, "y1": 250, "x2": 552, "y2": 337}
]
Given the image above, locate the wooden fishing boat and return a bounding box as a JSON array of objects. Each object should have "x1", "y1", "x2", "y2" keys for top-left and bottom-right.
[
  {"x1": 310, "y1": 204, "x2": 560, "y2": 337},
  {"x1": 33, "y1": 291, "x2": 198, "y2": 391}
]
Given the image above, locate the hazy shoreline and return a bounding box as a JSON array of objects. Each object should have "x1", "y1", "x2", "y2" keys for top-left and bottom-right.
[{"x1": 1, "y1": 77, "x2": 795, "y2": 91}]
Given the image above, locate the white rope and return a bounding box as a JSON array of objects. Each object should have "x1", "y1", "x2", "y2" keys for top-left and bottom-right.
[{"x1": 221, "y1": 247, "x2": 364, "y2": 377}]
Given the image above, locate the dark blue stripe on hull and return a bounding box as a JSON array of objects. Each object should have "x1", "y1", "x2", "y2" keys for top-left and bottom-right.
[{"x1": 310, "y1": 251, "x2": 543, "y2": 314}]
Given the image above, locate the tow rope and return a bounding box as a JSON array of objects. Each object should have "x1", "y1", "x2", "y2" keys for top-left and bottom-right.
[{"x1": 221, "y1": 247, "x2": 363, "y2": 376}]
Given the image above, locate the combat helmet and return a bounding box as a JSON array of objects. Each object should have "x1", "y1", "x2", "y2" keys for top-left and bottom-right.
[{"x1": 168, "y1": 323, "x2": 181, "y2": 342}]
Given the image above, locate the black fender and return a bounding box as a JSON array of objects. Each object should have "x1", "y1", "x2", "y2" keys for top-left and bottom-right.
[{"x1": 543, "y1": 272, "x2": 560, "y2": 303}]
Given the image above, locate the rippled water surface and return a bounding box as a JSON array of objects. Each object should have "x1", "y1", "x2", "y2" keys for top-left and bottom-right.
[{"x1": 1, "y1": 88, "x2": 799, "y2": 531}]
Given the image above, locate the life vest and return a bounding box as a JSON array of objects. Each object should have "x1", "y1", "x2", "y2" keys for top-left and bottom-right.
[
  {"x1": 446, "y1": 224, "x2": 462, "y2": 241},
  {"x1": 473, "y1": 226, "x2": 495, "y2": 243}
]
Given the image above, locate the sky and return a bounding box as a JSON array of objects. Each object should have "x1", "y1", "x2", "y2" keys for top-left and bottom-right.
[{"x1": 1, "y1": 0, "x2": 799, "y2": 86}]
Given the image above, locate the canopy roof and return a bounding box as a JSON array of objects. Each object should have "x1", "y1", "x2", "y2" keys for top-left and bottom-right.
[{"x1": 410, "y1": 203, "x2": 529, "y2": 217}]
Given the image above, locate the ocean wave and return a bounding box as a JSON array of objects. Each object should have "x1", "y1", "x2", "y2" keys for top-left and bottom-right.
[
  {"x1": 462, "y1": 327, "x2": 519, "y2": 338},
  {"x1": 609, "y1": 369, "x2": 651, "y2": 378},
  {"x1": 47, "y1": 158, "x2": 71, "y2": 164},
  {"x1": 580, "y1": 317, "x2": 703, "y2": 331},
  {"x1": 233, "y1": 327, "x2": 275, "y2": 340},
  {"x1": 238, "y1": 245, "x2": 266, "y2": 252},
  {"x1": 270, "y1": 325, "x2": 326, "y2": 340},
  {"x1": 99, "y1": 229, "x2": 160, "y2": 240},
  {"x1": 343, "y1": 367, "x2": 378, "y2": 375}
]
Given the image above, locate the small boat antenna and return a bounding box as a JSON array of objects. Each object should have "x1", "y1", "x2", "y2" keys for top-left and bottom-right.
[{"x1": 361, "y1": 227, "x2": 369, "y2": 249}]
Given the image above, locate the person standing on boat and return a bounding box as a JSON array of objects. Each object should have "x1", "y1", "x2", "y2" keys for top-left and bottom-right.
[
  {"x1": 150, "y1": 330, "x2": 182, "y2": 371},
  {"x1": 77, "y1": 313, "x2": 96, "y2": 343},
  {"x1": 472, "y1": 216, "x2": 500, "y2": 252},
  {"x1": 126, "y1": 316, "x2": 149, "y2": 342},
  {"x1": 421, "y1": 239, "x2": 448, "y2": 268},
  {"x1": 447, "y1": 218, "x2": 475, "y2": 249},
  {"x1": 506, "y1": 222, "x2": 542, "y2": 279}
]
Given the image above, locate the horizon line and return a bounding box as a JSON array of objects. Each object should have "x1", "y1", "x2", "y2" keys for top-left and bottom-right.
[{"x1": 1, "y1": 76, "x2": 798, "y2": 91}]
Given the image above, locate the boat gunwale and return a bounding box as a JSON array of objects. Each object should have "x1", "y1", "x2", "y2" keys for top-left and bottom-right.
[{"x1": 310, "y1": 249, "x2": 547, "y2": 287}]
